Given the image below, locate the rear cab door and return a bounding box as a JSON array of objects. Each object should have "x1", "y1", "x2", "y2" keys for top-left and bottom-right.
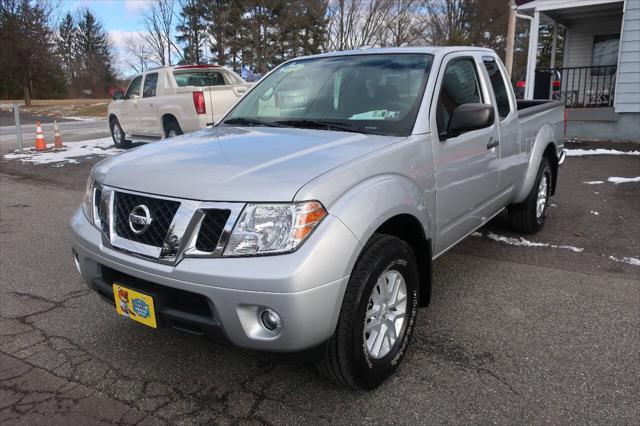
[
  {"x1": 480, "y1": 55, "x2": 522, "y2": 193},
  {"x1": 119, "y1": 75, "x2": 143, "y2": 134},
  {"x1": 137, "y1": 71, "x2": 162, "y2": 136},
  {"x1": 429, "y1": 51, "x2": 501, "y2": 255}
]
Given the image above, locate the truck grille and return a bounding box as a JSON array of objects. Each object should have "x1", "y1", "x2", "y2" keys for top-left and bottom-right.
[
  {"x1": 113, "y1": 191, "x2": 180, "y2": 247},
  {"x1": 195, "y1": 209, "x2": 231, "y2": 252}
]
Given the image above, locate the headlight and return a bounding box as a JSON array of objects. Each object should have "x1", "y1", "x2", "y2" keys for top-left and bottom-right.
[
  {"x1": 82, "y1": 176, "x2": 94, "y2": 223},
  {"x1": 223, "y1": 201, "x2": 327, "y2": 256}
]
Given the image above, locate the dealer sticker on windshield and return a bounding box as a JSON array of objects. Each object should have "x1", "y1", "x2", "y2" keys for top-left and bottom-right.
[{"x1": 113, "y1": 284, "x2": 157, "y2": 328}]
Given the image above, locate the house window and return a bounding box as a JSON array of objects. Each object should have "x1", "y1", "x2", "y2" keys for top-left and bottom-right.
[{"x1": 592, "y1": 34, "x2": 619, "y2": 76}]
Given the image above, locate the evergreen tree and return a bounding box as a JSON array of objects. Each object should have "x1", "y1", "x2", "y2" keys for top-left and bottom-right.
[
  {"x1": 75, "y1": 9, "x2": 114, "y2": 97},
  {"x1": 57, "y1": 12, "x2": 78, "y2": 94},
  {"x1": 176, "y1": 0, "x2": 207, "y2": 64},
  {"x1": 0, "y1": 0, "x2": 65, "y2": 103}
]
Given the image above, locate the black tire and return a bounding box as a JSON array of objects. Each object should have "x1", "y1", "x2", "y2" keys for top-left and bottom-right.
[
  {"x1": 164, "y1": 120, "x2": 183, "y2": 138},
  {"x1": 317, "y1": 234, "x2": 420, "y2": 390},
  {"x1": 110, "y1": 118, "x2": 131, "y2": 148},
  {"x1": 508, "y1": 157, "x2": 552, "y2": 234}
]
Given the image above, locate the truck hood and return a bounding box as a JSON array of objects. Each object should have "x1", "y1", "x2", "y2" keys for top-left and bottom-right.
[{"x1": 95, "y1": 126, "x2": 404, "y2": 201}]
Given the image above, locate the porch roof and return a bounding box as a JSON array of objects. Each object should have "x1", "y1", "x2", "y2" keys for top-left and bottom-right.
[{"x1": 516, "y1": 0, "x2": 624, "y2": 25}]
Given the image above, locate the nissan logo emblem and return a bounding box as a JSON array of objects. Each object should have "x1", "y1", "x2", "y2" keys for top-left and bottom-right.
[{"x1": 128, "y1": 205, "x2": 153, "y2": 235}]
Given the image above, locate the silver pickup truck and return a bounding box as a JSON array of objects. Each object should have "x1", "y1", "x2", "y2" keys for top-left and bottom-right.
[{"x1": 70, "y1": 47, "x2": 565, "y2": 390}]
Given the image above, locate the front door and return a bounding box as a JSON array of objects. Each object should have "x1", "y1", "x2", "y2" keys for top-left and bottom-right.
[{"x1": 430, "y1": 53, "x2": 501, "y2": 255}]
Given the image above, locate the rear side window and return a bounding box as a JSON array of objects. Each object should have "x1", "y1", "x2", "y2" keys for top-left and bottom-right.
[
  {"x1": 125, "y1": 75, "x2": 142, "y2": 99},
  {"x1": 483, "y1": 59, "x2": 511, "y2": 119},
  {"x1": 143, "y1": 73, "x2": 158, "y2": 97},
  {"x1": 173, "y1": 71, "x2": 226, "y2": 87},
  {"x1": 436, "y1": 58, "x2": 483, "y2": 136}
]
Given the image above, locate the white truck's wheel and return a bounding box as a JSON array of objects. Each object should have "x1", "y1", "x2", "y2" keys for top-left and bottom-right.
[
  {"x1": 317, "y1": 234, "x2": 419, "y2": 390},
  {"x1": 110, "y1": 118, "x2": 131, "y2": 148}
]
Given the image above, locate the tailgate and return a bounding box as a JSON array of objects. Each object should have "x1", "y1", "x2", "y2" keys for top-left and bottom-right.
[{"x1": 202, "y1": 85, "x2": 248, "y2": 123}]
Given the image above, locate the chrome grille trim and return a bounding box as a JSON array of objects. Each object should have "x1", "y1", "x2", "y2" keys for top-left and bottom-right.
[{"x1": 97, "y1": 185, "x2": 244, "y2": 265}]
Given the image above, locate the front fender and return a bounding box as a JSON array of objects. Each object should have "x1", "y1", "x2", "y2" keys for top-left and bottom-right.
[
  {"x1": 328, "y1": 174, "x2": 433, "y2": 245},
  {"x1": 513, "y1": 123, "x2": 556, "y2": 203}
]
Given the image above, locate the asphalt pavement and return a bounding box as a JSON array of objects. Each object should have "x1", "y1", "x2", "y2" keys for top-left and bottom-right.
[{"x1": 0, "y1": 140, "x2": 638, "y2": 424}]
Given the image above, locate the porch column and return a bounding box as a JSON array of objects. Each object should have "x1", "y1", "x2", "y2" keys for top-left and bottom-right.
[
  {"x1": 525, "y1": 9, "x2": 540, "y2": 100},
  {"x1": 505, "y1": 0, "x2": 517, "y2": 77},
  {"x1": 550, "y1": 23, "x2": 558, "y2": 69}
]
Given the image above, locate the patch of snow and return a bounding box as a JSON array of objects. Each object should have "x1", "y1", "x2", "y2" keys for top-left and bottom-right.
[
  {"x1": 550, "y1": 203, "x2": 557, "y2": 207},
  {"x1": 590, "y1": 210, "x2": 599, "y2": 216},
  {"x1": 608, "y1": 255, "x2": 640, "y2": 267},
  {"x1": 607, "y1": 176, "x2": 640, "y2": 184},
  {"x1": 565, "y1": 149, "x2": 640, "y2": 157},
  {"x1": 62, "y1": 116, "x2": 105, "y2": 122},
  {"x1": 583, "y1": 180, "x2": 603, "y2": 185},
  {"x1": 3, "y1": 137, "x2": 123, "y2": 166},
  {"x1": 472, "y1": 231, "x2": 584, "y2": 253}
]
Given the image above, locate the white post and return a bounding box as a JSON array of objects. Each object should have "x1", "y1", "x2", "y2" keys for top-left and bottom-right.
[
  {"x1": 505, "y1": 0, "x2": 517, "y2": 77},
  {"x1": 525, "y1": 9, "x2": 540, "y2": 100},
  {"x1": 550, "y1": 23, "x2": 558, "y2": 69}
]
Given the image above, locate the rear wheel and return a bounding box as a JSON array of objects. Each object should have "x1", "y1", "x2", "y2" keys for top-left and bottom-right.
[
  {"x1": 110, "y1": 118, "x2": 131, "y2": 148},
  {"x1": 164, "y1": 120, "x2": 183, "y2": 138},
  {"x1": 508, "y1": 157, "x2": 552, "y2": 234},
  {"x1": 317, "y1": 234, "x2": 419, "y2": 390}
]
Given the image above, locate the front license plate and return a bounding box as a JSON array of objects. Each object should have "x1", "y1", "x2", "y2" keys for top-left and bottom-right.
[{"x1": 112, "y1": 284, "x2": 157, "y2": 328}]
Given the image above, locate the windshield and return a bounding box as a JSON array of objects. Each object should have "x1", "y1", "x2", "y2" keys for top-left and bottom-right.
[{"x1": 222, "y1": 53, "x2": 433, "y2": 136}]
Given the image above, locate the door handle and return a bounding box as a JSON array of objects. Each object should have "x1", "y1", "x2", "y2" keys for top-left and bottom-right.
[{"x1": 487, "y1": 138, "x2": 499, "y2": 149}]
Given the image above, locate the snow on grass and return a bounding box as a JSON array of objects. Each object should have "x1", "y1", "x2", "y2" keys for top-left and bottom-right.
[
  {"x1": 566, "y1": 148, "x2": 640, "y2": 157},
  {"x1": 590, "y1": 210, "x2": 600, "y2": 216},
  {"x1": 607, "y1": 176, "x2": 640, "y2": 184},
  {"x1": 471, "y1": 231, "x2": 584, "y2": 253},
  {"x1": 62, "y1": 116, "x2": 106, "y2": 121},
  {"x1": 583, "y1": 180, "x2": 604, "y2": 185},
  {"x1": 608, "y1": 255, "x2": 640, "y2": 267},
  {"x1": 3, "y1": 137, "x2": 123, "y2": 166}
]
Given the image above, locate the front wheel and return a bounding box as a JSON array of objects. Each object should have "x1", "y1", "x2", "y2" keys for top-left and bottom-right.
[
  {"x1": 508, "y1": 157, "x2": 552, "y2": 234},
  {"x1": 317, "y1": 234, "x2": 419, "y2": 390},
  {"x1": 110, "y1": 118, "x2": 131, "y2": 148}
]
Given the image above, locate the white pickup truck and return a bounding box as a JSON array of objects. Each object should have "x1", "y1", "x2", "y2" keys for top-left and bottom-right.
[{"x1": 108, "y1": 65, "x2": 250, "y2": 147}]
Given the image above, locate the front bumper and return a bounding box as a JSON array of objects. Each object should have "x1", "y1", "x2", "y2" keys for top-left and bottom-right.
[{"x1": 70, "y1": 207, "x2": 361, "y2": 351}]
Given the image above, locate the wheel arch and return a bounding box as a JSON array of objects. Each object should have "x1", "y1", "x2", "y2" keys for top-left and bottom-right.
[
  {"x1": 162, "y1": 113, "x2": 179, "y2": 130},
  {"x1": 374, "y1": 214, "x2": 432, "y2": 307},
  {"x1": 328, "y1": 174, "x2": 434, "y2": 307},
  {"x1": 513, "y1": 122, "x2": 558, "y2": 203}
]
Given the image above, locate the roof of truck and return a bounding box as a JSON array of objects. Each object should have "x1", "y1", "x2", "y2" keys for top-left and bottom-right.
[{"x1": 297, "y1": 46, "x2": 496, "y2": 61}]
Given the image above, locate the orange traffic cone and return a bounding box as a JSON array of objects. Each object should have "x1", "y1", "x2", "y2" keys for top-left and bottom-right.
[
  {"x1": 34, "y1": 121, "x2": 47, "y2": 151},
  {"x1": 53, "y1": 120, "x2": 65, "y2": 148}
]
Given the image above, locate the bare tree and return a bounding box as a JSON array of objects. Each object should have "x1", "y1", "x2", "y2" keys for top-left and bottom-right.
[
  {"x1": 383, "y1": 0, "x2": 430, "y2": 47},
  {"x1": 141, "y1": 0, "x2": 181, "y2": 66},
  {"x1": 122, "y1": 33, "x2": 153, "y2": 74},
  {"x1": 325, "y1": 0, "x2": 393, "y2": 51},
  {"x1": 424, "y1": 0, "x2": 469, "y2": 45}
]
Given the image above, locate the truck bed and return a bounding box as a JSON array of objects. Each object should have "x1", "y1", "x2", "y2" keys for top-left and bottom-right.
[{"x1": 516, "y1": 100, "x2": 564, "y2": 119}]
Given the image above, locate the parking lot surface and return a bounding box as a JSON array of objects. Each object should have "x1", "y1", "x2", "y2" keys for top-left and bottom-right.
[{"x1": 1, "y1": 139, "x2": 638, "y2": 424}]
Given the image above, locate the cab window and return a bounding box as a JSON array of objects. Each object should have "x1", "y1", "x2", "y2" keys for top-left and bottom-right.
[
  {"x1": 436, "y1": 58, "x2": 483, "y2": 136},
  {"x1": 483, "y1": 58, "x2": 511, "y2": 119},
  {"x1": 173, "y1": 71, "x2": 225, "y2": 87},
  {"x1": 143, "y1": 73, "x2": 158, "y2": 98},
  {"x1": 125, "y1": 75, "x2": 142, "y2": 99}
]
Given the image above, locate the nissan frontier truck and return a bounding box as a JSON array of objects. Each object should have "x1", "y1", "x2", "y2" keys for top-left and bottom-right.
[{"x1": 71, "y1": 47, "x2": 566, "y2": 390}]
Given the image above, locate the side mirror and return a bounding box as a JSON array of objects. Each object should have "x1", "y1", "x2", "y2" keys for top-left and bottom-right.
[
  {"x1": 447, "y1": 103, "x2": 495, "y2": 137},
  {"x1": 112, "y1": 91, "x2": 124, "y2": 100}
]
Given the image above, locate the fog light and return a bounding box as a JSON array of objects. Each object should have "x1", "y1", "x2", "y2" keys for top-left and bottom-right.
[{"x1": 260, "y1": 308, "x2": 282, "y2": 332}]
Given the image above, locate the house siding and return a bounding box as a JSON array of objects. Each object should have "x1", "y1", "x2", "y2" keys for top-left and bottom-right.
[{"x1": 615, "y1": 0, "x2": 640, "y2": 113}]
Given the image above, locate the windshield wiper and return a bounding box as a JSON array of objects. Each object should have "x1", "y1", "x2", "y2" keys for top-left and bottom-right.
[
  {"x1": 273, "y1": 119, "x2": 368, "y2": 134},
  {"x1": 222, "y1": 117, "x2": 281, "y2": 127}
]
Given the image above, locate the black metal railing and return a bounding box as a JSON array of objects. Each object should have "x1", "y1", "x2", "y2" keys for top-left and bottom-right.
[{"x1": 535, "y1": 65, "x2": 617, "y2": 108}]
